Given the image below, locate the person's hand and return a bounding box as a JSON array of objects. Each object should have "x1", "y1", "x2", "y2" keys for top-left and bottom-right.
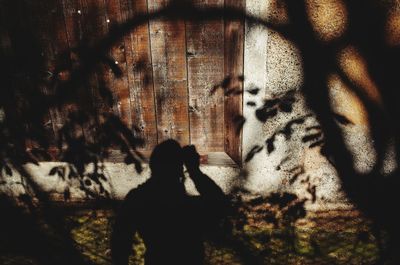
[{"x1": 182, "y1": 145, "x2": 200, "y2": 173}]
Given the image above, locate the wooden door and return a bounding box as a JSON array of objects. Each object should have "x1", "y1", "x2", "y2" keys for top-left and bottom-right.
[{"x1": 0, "y1": 0, "x2": 244, "y2": 166}]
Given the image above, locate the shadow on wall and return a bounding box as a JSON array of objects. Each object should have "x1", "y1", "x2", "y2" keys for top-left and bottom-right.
[{"x1": 1, "y1": 0, "x2": 400, "y2": 264}]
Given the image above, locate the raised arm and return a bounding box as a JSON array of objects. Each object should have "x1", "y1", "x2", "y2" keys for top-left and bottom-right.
[
  {"x1": 182, "y1": 145, "x2": 226, "y2": 201},
  {"x1": 182, "y1": 145, "x2": 231, "y2": 240}
]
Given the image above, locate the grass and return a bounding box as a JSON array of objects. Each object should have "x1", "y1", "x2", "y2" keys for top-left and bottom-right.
[{"x1": 63, "y1": 208, "x2": 381, "y2": 265}]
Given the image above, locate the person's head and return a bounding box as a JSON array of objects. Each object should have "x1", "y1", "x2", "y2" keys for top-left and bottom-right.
[{"x1": 149, "y1": 139, "x2": 184, "y2": 182}]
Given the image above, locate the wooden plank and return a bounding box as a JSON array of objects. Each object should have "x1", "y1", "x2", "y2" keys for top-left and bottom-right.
[
  {"x1": 148, "y1": 0, "x2": 190, "y2": 145},
  {"x1": 0, "y1": 2, "x2": 38, "y2": 152},
  {"x1": 22, "y1": 0, "x2": 71, "y2": 148},
  {"x1": 185, "y1": 0, "x2": 225, "y2": 153},
  {"x1": 107, "y1": 150, "x2": 237, "y2": 167},
  {"x1": 62, "y1": 0, "x2": 97, "y2": 113},
  {"x1": 62, "y1": 0, "x2": 82, "y2": 48},
  {"x1": 224, "y1": 0, "x2": 245, "y2": 165},
  {"x1": 79, "y1": 0, "x2": 140, "y2": 149},
  {"x1": 63, "y1": 0, "x2": 105, "y2": 146},
  {"x1": 61, "y1": 0, "x2": 87, "y2": 127},
  {"x1": 104, "y1": 0, "x2": 133, "y2": 128},
  {"x1": 62, "y1": 0, "x2": 109, "y2": 149},
  {"x1": 79, "y1": 0, "x2": 110, "y2": 113},
  {"x1": 41, "y1": 0, "x2": 70, "y2": 149},
  {"x1": 79, "y1": 0, "x2": 108, "y2": 45},
  {"x1": 204, "y1": 152, "x2": 239, "y2": 167},
  {"x1": 119, "y1": 0, "x2": 158, "y2": 151}
]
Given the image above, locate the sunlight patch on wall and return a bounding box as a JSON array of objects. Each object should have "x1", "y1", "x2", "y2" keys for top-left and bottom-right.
[
  {"x1": 328, "y1": 73, "x2": 378, "y2": 174},
  {"x1": 338, "y1": 46, "x2": 383, "y2": 106},
  {"x1": 386, "y1": 9, "x2": 400, "y2": 46},
  {"x1": 265, "y1": 30, "x2": 303, "y2": 95},
  {"x1": 328, "y1": 73, "x2": 368, "y2": 126},
  {"x1": 266, "y1": 0, "x2": 290, "y2": 25},
  {"x1": 305, "y1": 0, "x2": 348, "y2": 42}
]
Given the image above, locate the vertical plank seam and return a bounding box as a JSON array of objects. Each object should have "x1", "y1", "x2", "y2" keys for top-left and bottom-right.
[
  {"x1": 61, "y1": 0, "x2": 72, "y2": 53},
  {"x1": 78, "y1": 0, "x2": 83, "y2": 41},
  {"x1": 117, "y1": 0, "x2": 134, "y2": 132},
  {"x1": 39, "y1": 0, "x2": 68, "y2": 142},
  {"x1": 59, "y1": 0, "x2": 75, "y2": 139},
  {"x1": 240, "y1": 0, "x2": 246, "y2": 165},
  {"x1": 74, "y1": 0, "x2": 88, "y2": 138},
  {"x1": 103, "y1": 0, "x2": 115, "y2": 118},
  {"x1": 106, "y1": 0, "x2": 122, "y2": 121},
  {"x1": 117, "y1": 0, "x2": 131, "y2": 131},
  {"x1": 223, "y1": 0, "x2": 226, "y2": 155},
  {"x1": 146, "y1": 0, "x2": 159, "y2": 145},
  {"x1": 184, "y1": 17, "x2": 191, "y2": 145},
  {"x1": 222, "y1": 0, "x2": 227, "y2": 153}
]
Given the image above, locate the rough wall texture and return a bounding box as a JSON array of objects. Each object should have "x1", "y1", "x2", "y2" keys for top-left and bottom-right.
[
  {"x1": 241, "y1": 0, "x2": 348, "y2": 209},
  {"x1": 0, "y1": 162, "x2": 239, "y2": 201},
  {"x1": 240, "y1": 0, "x2": 396, "y2": 209}
]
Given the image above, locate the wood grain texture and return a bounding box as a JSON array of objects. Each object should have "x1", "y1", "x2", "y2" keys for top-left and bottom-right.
[
  {"x1": 24, "y1": 0, "x2": 70, "y2": 146},
  {"x1": 186, "y1": 0, "x2": 225, "y2": 153},
  {"x1": 79, "y1": 0, "x2": 109, "y2": 112},
  {"x1": 73, "y1": 0, "x2": 110, "y2": 145},
  {"x1": 148, "y1": 0, "x2": 190, "y2": 145},
  {"x1": 119, "y1": 0, "x2": 158, "y2": 150},
  {"x1": 105, "y1": 0, "x2": 132, "y2": 128},
  {"x1": 107, "y1": 149, "x2": 237, "y2": 167},
  {"x1": 224, "y1": 0, "x2": 245, "y2": 165},
  {"x1": 1, "y1": 0, "x2": 245, "y2": 165},
  {"x1": 61, "y1": 0, "x2": 82, "y2": 48}
]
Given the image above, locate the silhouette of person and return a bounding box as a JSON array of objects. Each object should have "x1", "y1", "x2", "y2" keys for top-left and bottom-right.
[{"x1": 111, "y1": 139, "x2": 228, "y2": 265}]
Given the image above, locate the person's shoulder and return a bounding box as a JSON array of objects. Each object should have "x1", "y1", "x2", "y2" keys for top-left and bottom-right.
[{"x1": 124, "y1": 180, "x2": 152, "y2": 202}]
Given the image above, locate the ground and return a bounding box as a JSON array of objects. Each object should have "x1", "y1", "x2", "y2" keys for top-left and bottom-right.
[
  {"x1": 0, "y1": 205, "x2": 382, "y2": 265},
  {"x1": 54, "y1": 210, "x2": 381, "y2": 264}
]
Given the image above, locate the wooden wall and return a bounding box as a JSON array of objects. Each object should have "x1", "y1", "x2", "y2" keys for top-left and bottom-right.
[{"x1": 0, "y1": 0, "x2": 244, "y2": 165}]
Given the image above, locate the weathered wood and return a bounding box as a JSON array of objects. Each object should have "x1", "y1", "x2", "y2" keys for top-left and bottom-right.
[
  {"x1": 73, "y1": 0, "x2": 110, "y2": 145},
  {"x1": 224, "y1": 0, "x2": 245, "y2": 165},
  {"x1": 0, "y1": 2, "x2": 40, "y2": 151},
  {"x1": 107, "y1": 149, "x2": 237, "y2": 167},
  {"x1": 104, "y1": 0, "x2": 132, "y2": 128},
  {"x1": 119, "y1": 0, "x2": 158, "y2": 151},
  {"x1": 62, "y1": 0, "x2": 97, "y2": 115},
  {"x1": 23, "y1": 0, "x2": 71, "y2": 147},
  {"x1": 147, "y1": 0, "x2": 190, "y2": 145},
  {"x1": 186, "y1": 0, "x2": 225, "y2": 153},
  {"x1": 61, "y1": 0, "x2": 84, "y2": 121},
  {"x1": 61, "y1": 0, "x2": 82, "y2": 48},
  {"x1": 79, "y1": 0, "x2": 110, "y2": 111},
  {"x1": 1, "y1": 0, "x2": 246, "y2": 165}
]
